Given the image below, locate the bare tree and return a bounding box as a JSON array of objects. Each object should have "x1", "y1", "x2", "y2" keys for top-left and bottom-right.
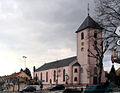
[
  {"x1": 88, "y1": 0, "x2": 120, "y2": 84},
  {"x1": 88, "y1": 36, "x2": 109, "y2": 84},
  {"x1": 95, "y1": 0, "x2": 120, "y2": 49}
]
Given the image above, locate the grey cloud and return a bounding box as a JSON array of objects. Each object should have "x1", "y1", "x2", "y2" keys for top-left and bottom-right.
[
  {"x1": 0, "y1": 0, "x2": 95, "y2": 53},
  {"x1": 0, "y1": 0, "x2": 98, "y2": 75}
]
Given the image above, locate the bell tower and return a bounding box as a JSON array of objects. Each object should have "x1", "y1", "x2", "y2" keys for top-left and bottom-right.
[{"x1": 76, "y1": 15, "x2": 102, "y2": 85}]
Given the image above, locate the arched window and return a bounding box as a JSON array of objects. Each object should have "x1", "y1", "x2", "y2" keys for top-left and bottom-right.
[
  {"x1": 63, "y1": 69, "x2": 65, "y2": 82},
  {"x1": 74, "y1": 68, "x2": 78, "y2": 73},
  {"x1": 81, "y1": 32, "x2": 84, "y2": 40},
  {"x1": 54, "y1": 70, "x2": 56, "y2": 82},
  {"x1": 46, "y1": 72, "x2": 48, "y2": 82},
  {"x1": 94, "y1": 32, "x2": 97, "y2": 38},
  {"x1": 74, "y1": 77, "x2": 77, "y2": 81},
  {"x1": 41, "y1": 72, "x2": 42, "y2": 80}
]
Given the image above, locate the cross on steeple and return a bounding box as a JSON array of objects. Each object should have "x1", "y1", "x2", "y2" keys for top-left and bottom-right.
[{"x1": 88, "y1": 3, "x2": 89, "y2": 16}]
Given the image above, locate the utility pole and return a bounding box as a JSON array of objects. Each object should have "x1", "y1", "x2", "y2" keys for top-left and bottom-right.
[{"x1": 23, "y1": 56, "x2": 27, "y2": 69}]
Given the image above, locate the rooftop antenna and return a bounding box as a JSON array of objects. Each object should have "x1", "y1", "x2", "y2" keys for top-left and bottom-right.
[{"x1": 88, "y1": 3, "x2": 90, "y2": 16}]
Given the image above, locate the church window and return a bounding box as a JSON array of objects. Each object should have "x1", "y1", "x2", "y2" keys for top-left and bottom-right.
[
  {"x1": 94, "y1": 40, "x2": 97, "y2": 45},
  {"x1": 63, "y1": 69, "x2": 65, "y2": 82},
  {"x1": 50, "y1": 79, "x2": 52, "y2": 84},
  {"x1": 81, "y1": 47, "x2": 84, "y2": 51},
  {"x1": 94, "y1": 32, "x2": 97, "y2": 38},
  {"x1": 74, "y1": 77, "x2": 77, "y2": 81},
  {"x1": 94, "y1": 41, "x2": 97, "y2": 50},
  {"x1": 81, "y1": 32, "x2": 84, "y2": 40},
  {"x1": 54, "y1": 70, "x2": 56, "y2": 82},
  {"x1": 46, "y1": 72, "x2": 48, "y2": 82},
  {"x1": 74, "y1": 68, "x2": 78, "y2": 73},
  {"x1": 41, "y1": 72, "x2": 42, "y2": 80}
]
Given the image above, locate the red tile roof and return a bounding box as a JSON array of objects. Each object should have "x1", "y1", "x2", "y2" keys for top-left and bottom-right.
[{"x1": 7, "y1": 72, "x2": 20, "y2": 79}]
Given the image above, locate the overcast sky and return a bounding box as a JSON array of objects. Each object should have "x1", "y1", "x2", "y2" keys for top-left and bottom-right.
[{"x1": 0, "y1": 0, "x2": 116, "y2": 76}]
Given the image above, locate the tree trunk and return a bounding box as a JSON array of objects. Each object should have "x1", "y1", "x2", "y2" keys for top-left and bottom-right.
[
  {"x1": 13, "y1": 85, "x2": 14, "y2": 92},
  {"x1": 98, "y1": 61, "x2": 103, "y2": 84}
]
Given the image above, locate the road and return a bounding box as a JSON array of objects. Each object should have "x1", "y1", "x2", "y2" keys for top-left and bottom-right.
[
  {"x1": 34, "y1": 90, "x2": 64, "y2": 93},
  {"x1": 0, "y1": 90, "x2": 64, "y2": 93}
]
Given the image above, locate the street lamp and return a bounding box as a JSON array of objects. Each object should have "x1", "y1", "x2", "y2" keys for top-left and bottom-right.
[{"x1": 23, "y1": 56, "x2": 27, "y2": 69}]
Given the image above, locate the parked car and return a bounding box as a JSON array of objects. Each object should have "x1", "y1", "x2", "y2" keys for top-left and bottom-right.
[
  {"x1": 20, "y1": 86, "x2": 36, "y2": 92},
  {"x1": 84, "y1": 84, "x2": 112, "y2": 93},
  {"x1": 49, "y1": 84, "x2": 65, "y2": 91},
  {"x1": 63, "y1": 88, "x2": 82, "y2": 93}
]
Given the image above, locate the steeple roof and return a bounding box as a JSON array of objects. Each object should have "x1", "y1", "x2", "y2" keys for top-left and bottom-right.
[{"x1": 76, "y1": 15, "x2": 102, "y2": 33}]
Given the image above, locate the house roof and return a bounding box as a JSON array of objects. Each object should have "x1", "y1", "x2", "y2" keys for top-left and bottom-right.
[
  {"x1": 35, "y1": 56, "x2": 77, "y2": 72},
  {"x1": 7, "y1": 71, "x2": 31, "y2": 80},
  {"x1": 76, "y1": 15, "x2": 102, "y2": 33},
  {"x1": 7, "y1": 72, "x2": 20, "y2": 79}
]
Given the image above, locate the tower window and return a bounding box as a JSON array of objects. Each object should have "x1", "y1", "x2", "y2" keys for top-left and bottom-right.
[
  {"x1": 74, "y1": 68, "x2": 78, "y2": 73},
  {"x1": 81, "y1": 47, "x2": 84, "y2": 51},
  {"x1": 74, "y1": 77, "x2": 77, "y2": 81},
  {"x1": 81, "y1": 32, "x2": 84, "y2": 40},
  {"x1": 94, "y1": 41, "x2": 97, "y2": 45},
  {"x1": 94, "y1": 32, "x2": 97, "y2": 38}
]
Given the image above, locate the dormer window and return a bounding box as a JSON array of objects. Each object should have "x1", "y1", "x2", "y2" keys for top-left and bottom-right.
[{"x1": 81, "y1": 32, "x2": 84, "y2": 40}]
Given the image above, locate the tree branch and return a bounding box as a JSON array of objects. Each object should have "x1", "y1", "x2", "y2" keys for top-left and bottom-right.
[{"x1": 106, "y1": 6, "x2": 120, "y2": 16}]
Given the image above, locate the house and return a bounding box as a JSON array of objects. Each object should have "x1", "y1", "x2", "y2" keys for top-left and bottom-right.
[
  {"x1": 33, "y1": 15, "x2": 106, "y2": 86},
  {"x1": 2, "y1": 71, "x2": 31, "y2": 91},
  {"x1": 8, "y1": 71, "x2": 31, "y2": 80},
  {"x1": 7, "y1": 71, "x2": 31, "y2": 83}
]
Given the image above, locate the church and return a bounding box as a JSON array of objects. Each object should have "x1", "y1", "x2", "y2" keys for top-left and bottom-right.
[{"x1": 33, "y1": 15, "x2": 106, "y2": 86}]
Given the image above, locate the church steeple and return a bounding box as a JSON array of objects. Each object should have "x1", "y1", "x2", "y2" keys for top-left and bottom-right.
[
  {"x1": 76, "y1": 15, "x2": 102, "y2": 33},
  {"x1": 76, "y1": 12, "x2": 103, "y2": 85}
]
